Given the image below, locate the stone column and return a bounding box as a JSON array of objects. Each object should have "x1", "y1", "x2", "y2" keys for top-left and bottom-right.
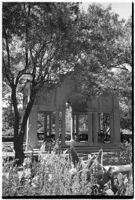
[
  {"x1": 88, "y1": 112, "x2": 93, "y2": 145},
  {"x1": 49, "y1": 113, "x2": 52, "y2": 136},
  {"x1": 93, "y1": 112, "x2": 99, "y2": 145},
  {"x1": 44, "y1": 113, "x2": 47, "y2": 138},
  {"x1": 25, "y1": 90, "x2": 30, "y2": 151},
  {"x1": 55, "y1": 110, "x2": 59, "y2": 140},
  {"x1": 113, "y1": 96, "x2": 120, "y2": 144},
  {"x1": 113, "y1": 111, "x2": 120, "y2": 144},
  {"x1": 73, "y1": 114, "x2": 75, "y2": 134},
  {"x1": 70, "y1": 107, "x2": 73, "y2": 141},
  {"x1": 61, "y1": 109, "x2": 65, "y2": 146},
  {"x1": 110, "y1": 114, "x2": 114, "y2": 144},
  {"x1": 25, "y1": 117, "x2": 29, "y2": 151},
  {"x1": 27, "y1": 110, "x2": 38, "y2": 149},
  {"x1": 76, "y1": 115, "x2": 79, "y2": 134}
]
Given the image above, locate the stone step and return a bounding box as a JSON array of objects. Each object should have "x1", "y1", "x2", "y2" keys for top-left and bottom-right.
[{"x1": 62, "y1": 145, "x2": 120, "y2": 153}]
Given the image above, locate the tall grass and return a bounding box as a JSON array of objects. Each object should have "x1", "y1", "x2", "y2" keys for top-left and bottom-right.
[{"x1": 2, "y1": 148, "x2": 133, "y2": 196}]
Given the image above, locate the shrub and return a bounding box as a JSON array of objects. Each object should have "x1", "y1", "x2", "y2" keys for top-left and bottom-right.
[
  {"x1": 120, "y1": 141, "x2": 132, "y2": 163},
  {"x1": 2, "y1": 150, "x2": 133, "y2": 197},
  {"x1": 3, "y1": 128, "x2": 14, "y2": 136}
]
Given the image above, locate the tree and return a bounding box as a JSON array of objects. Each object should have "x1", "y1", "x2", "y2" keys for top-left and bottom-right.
[
  {"x1": 3, "y1": 3, "x2": 132, "y2": 165},
  {"x1": 3, "y1": 2, "x2": 81, "y2": 165},
  {"x1": 72, "y1": 4, "x2": 132, "y2": 130}
]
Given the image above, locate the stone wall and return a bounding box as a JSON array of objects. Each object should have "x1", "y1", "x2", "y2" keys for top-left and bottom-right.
[{"x1": 24, "y1": 77, "x2": 120, "y2": 150}]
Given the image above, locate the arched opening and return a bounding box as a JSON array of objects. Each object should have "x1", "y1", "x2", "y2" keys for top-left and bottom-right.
[{"x1": 65, "y1": 93, "x2": 88, "y2": 144}]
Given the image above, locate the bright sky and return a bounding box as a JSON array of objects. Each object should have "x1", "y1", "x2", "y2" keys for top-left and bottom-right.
[
  {"x1": 81, "y1": 2, "x2": 132, "y2": 20},
  {"x1": 103, "y1": 3, "x2": 132, "y2": 19}
]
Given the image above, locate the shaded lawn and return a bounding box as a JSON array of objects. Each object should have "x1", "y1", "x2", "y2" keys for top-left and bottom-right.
[
  {"x1": 2, "y1": 141, "x2": 132, "y2": 166},
  {"x1": 103, "y1": 152, "x2": 131, "y2": 165}
]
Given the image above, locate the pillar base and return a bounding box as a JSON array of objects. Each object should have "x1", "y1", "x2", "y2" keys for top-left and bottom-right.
[{"x1": 62, "y1": 144, "x2": 120, "y2": 153}]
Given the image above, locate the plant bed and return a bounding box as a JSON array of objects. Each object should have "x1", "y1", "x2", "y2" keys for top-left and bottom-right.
[{"x1": 2, "y1": 147, "x2": 133, "y2": 197}]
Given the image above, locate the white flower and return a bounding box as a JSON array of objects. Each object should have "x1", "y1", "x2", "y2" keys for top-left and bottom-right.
[
  {"x1": 69, "y1": 167, "x2": 77, "y2": 175},
  {"x1": 105, "y1": 189, "x2": 114, "y2": 195},
  {"x1": 3, "y1": 172, "x2": 9, "y2": 179},
  {"x1": 48, "y1": 174, "x2": 53, "y2": 183},
  {"x1": 124, "y1": 177, "x2": 128, "y2": 185},
  {"x1": 31, "y1": 182, "x2": 38, "y2": 188},
  {"x1": 24, "y1": 168, "x2": 31, "y2": 178},
  {"x1": 23, "y1": 157, "x2": 31, "y2": 166}
]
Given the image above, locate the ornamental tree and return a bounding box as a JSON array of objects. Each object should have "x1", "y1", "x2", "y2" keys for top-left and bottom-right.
[{"x1": 3, "y1": 2, "x2": 81, "y2": 165}]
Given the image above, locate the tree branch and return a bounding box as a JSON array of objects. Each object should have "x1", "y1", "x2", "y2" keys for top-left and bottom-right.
[
  {"x1": 3, "y1": 26, "x2": 11, "y2": 69},
  {"x1": 111, "y1": 65, "x2": 129, "y2": 71},
  {"x1": 25, "y1": 3, "x2": 31, "y2": 69},
  {"x1": 3, "y1": 57, "x2": 13, "y2": 87}
]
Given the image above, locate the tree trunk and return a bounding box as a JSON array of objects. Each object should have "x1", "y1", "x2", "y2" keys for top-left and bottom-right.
[
  {"x1": 12, "y1": 110, "x2": 24, "y2": 165},
  {"x1": 14, "y1": 132, "x2": 24, "y2": 166},
  {"x1": 11, "y1": 85, "x2": 24, "y2": 165},
  {"x1": 14, "y1": 92, "x2": 36, "y2": 165}
]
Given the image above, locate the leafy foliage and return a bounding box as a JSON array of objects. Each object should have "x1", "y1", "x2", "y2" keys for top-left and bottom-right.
[
  {"x1": 2, "y1": 2, "x2": 81, "y2": 164},
  {"x1": 119, "y1": 141, "x2": 132, "y2": 163},
  {"x1": 2, "y1": 2, "x2": 132, "y2": 164},
  {"x1": 73, "y1": 4, "x2": 131, "y2": 97},
  {"x1": 2, "y1": 149, "x2": 133, "y2": 196},
  {"x1": 73, "y1": 4, "x2": 132, "y2": 130}
]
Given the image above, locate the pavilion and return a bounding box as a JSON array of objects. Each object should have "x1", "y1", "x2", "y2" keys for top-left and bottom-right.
[{"x1": 23, "y1": 77, "x2": 120, "y2": 152}]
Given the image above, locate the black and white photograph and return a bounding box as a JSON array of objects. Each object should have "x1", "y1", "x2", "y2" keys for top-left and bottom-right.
[{"x1": 2, "y1": 1, "x2": 133, "y2": 197}]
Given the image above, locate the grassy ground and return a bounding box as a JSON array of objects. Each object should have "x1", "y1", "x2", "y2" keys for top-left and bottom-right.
[{"x1": 2, "y1": 141, "x2": 132, "y2": 166}]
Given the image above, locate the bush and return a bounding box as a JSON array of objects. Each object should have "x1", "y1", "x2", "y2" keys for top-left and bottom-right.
[
  {"x1": 120, "y1": 129, "x2": 132, "y2": 143},
  {"x1": 120, "y1": 141, "x2": 132, "y2": 163},
  {"x1": 2, "y1": 150, "x2": 133, "y2": 197},
  {"x1": 3, "y1": 128, "x2": 14, "y2": 136}
]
